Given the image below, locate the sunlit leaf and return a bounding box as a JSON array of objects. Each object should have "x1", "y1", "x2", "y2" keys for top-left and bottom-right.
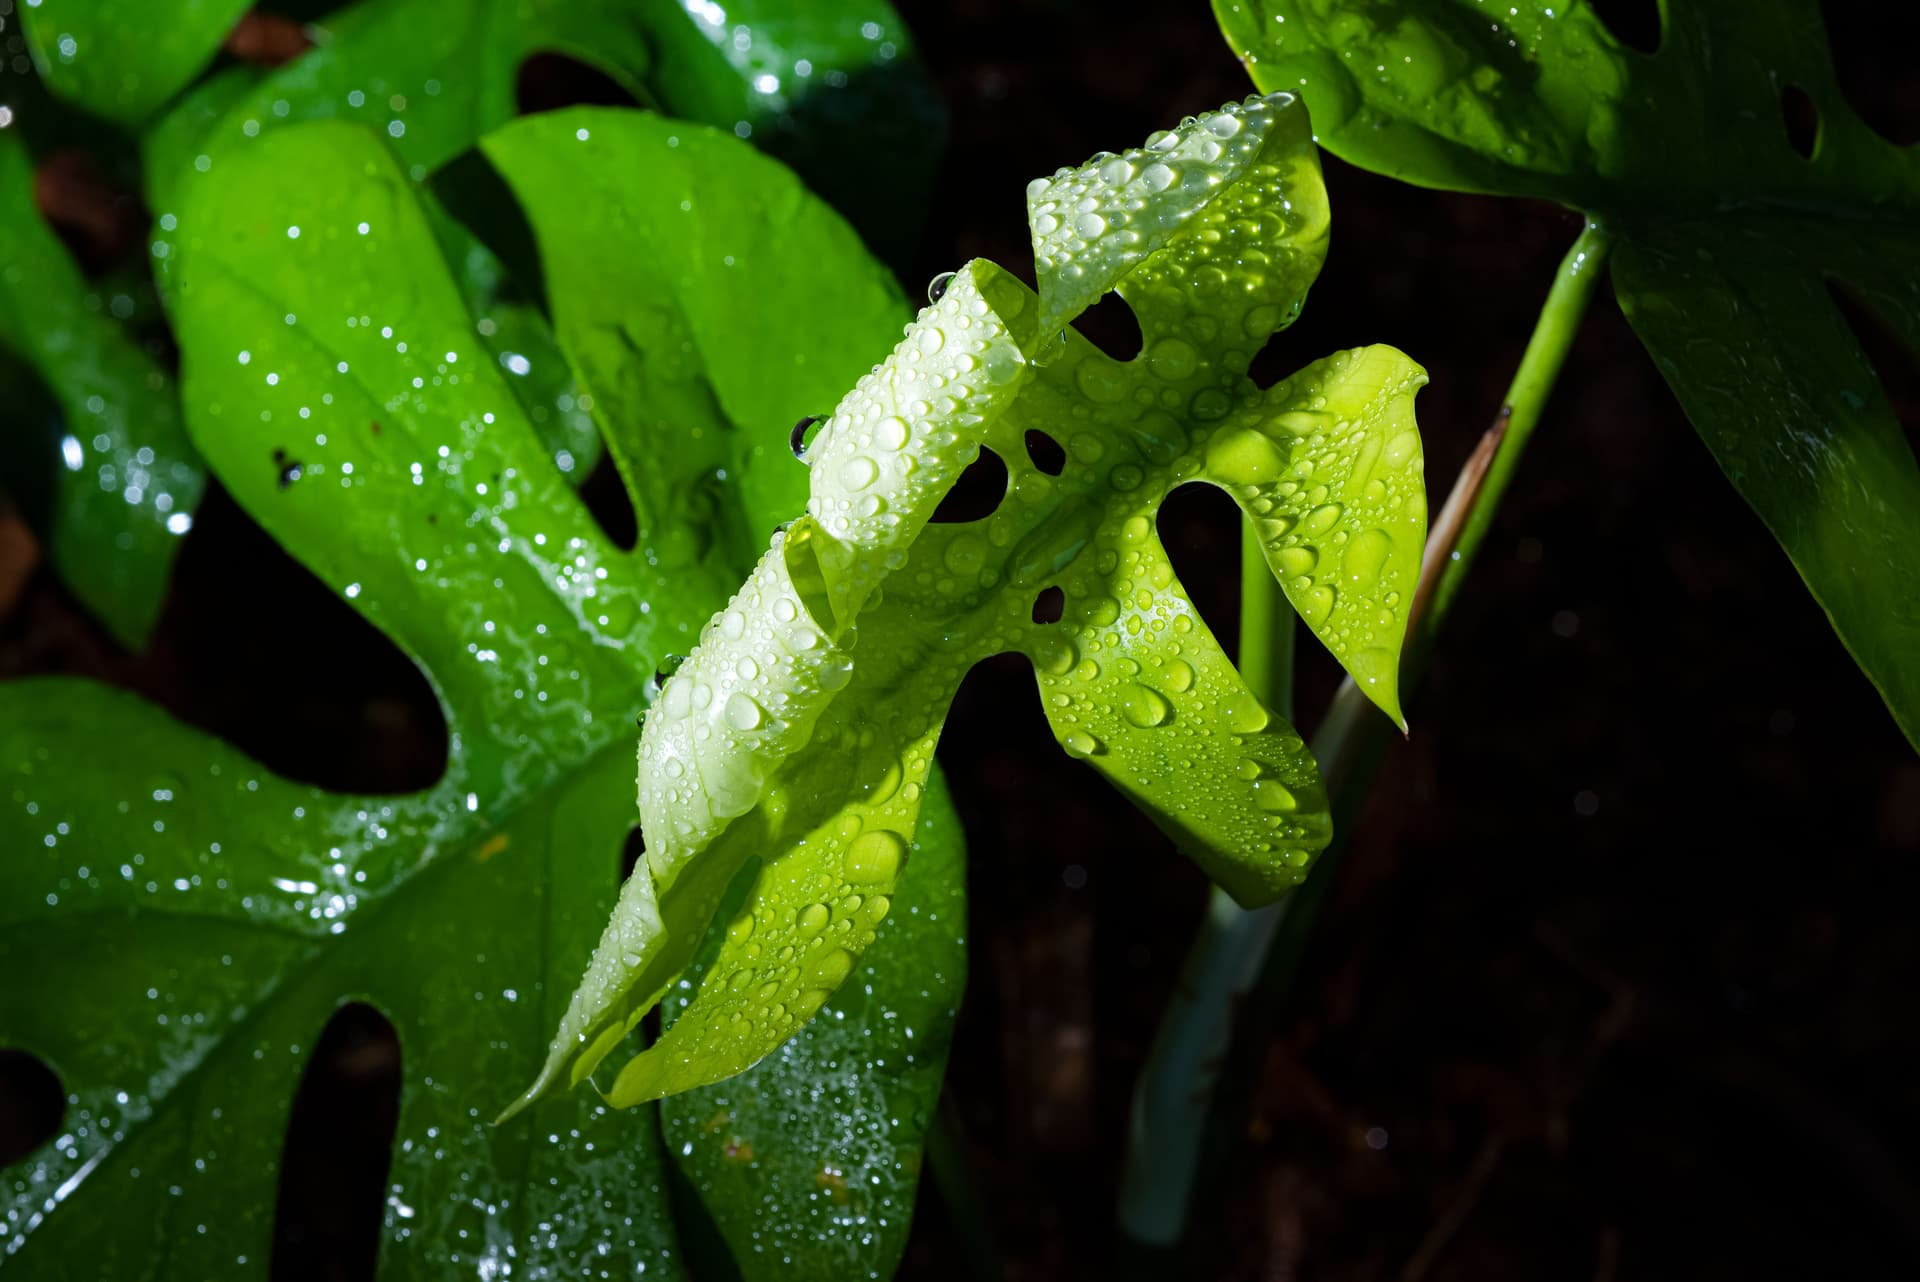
[{"x1": 516, "y1": 93, "x2": 1428, "y2": 1112}]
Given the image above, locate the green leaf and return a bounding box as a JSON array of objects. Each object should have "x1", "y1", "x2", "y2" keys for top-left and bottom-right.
[
  {"x1": 142, "y1": 0, "x2": 655, "y2": 210},
  {"x1": 139, "y1": 0, "x2": 943, "y2": 259},
  {"x1": 1, "y1": 683, "x2": 685, "y2": 1279},
  {"x1": 519, "y1": 93, "x2": 1428, "y2": 1113},
  {"x1": 631, "y1": 0, "x2": 948, "y2": 263},
  {"x1": 1217, "y1": 0, "x2": 1920, "y2": 748},
  {"x1": 19, "y1": 0, "x2": 250, "y2": 123},
  {"x1": 0, "y1": 135, "x2": 202, "y2": 648},
  {"x1": 477, "y1": 109, "x2": 910, "y2": 577},
  {"x1": 660, "y1": 769, "x2": 967, "y2": 1282},
  {"x1": 3, "y1": 114, "x2": 961, "y2": 1275}
]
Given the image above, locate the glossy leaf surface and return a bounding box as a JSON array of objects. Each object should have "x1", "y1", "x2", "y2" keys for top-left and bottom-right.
[
  {"x1": 1217, "y1": 0, "x2": 1920, "y2": 747},
  {"x1": 2, "y1": 115, "x2": 962, "y2": 1278},
  {"x1": 0, "y1": 136, "x2": 202, "y2": 647},
  {"x1": 518, "y1": 94, "x2": 1428, "y2": 1114}
]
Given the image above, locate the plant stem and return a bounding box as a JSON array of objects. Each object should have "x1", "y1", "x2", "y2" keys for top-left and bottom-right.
[
  {"x1": 1115, "y1": 522, "x2": 1298, "y2": 1245},
  {"x1": 1237, "y1": 519, "x2": 1296, "y2": 719},
  {"x1": 1116, "y1": 220, "x2": 1614, "y2": 1249}
]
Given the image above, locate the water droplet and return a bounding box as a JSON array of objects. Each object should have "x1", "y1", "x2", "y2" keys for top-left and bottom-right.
[
  {"x1": 1276, "y1": 546, "x2": 1317, "y2": 576},
  {"x1": 1120, "y1": 683, "x2": 1172, "y2": 728},
  {"x1": 927, "y1": 271, "x2": 956, "y2": 303},
  {"x1": 790, "y1": 415, "x2": 823, "y2": 462},
  {"x1": 1149, "y1": 337, "x2": 1198, "y2": 381},
  {"x1": 1061, "y1": 730, "x2": 1101, "y2": 758},
  {"x1": 1225, "y1": 694, "x2": 1269, "y2": 734},
  {"x1": 1342, "y1": 528, "x2": 1393, "y2": 587},
  {"x1": 797, "y1": 903, "x2": 830, "y2": 937},
  {"x1": 844, "y1": 830, "x2": 907, "y2": 885},
  {"x1": 724, "y1": 692, "x2": 765, "y2": 731},
  {"x1": 840, "y1": 456, "x2": 879, "y2": 490},
  {"x1": 1252, "y1": 779, "x2": 1298, "y2": 812},
  {"x1": 1302, "y1": 503, "x2": 1344, "y2": 535}
]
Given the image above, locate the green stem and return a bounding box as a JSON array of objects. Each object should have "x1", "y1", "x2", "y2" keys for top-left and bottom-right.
[
  {"x1": 1238, "y1": 519, "x2": 1296, "y2": 719},
  {"x1": 1116, "y1": 221, "x2": 1614, "y2": 1249},
  {"x1": 1418, "y1": 220, "x2": 1614, "y2": 669},
  {"x1": 1115, "y1": 523, "x2": 1297, "y2": 1246}
]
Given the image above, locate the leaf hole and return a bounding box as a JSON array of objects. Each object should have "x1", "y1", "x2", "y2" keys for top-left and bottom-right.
[
  {"x1": 1073, "y1": 290, "x2": 1144, "y2": 362},
  {"x1": 515, "y1": 53, "x2": 644, "y2": 116},
  {"x1": 1586, "y1": 0, "x2": 1663, "y2": 54},
  {"x1": 272, "y1": 1002, "x2": 401, "y2": 1282},
  {"x1": 1024, "y1": 430, "x2": 1066, "y2": 476},
  {"x1": 1781, "y1": 84, "x2": 1820, "y2": 159},
  {"x1": 620, "y1": 825, "x2": 647, "y2": 884},
  {"x1": 1156, "y1": 482, "x2": 1240, "y2": 650},
  {"x1": 136, "y1": 484, "x2": 450, "y2": 794},
  {"x1": 929, "y1": 446, "x2": 1008, "y2": 524},
  {"x1": 1818, "y1": 0, "x2": 1920, "y2": 145},
  {"x1": 579, "y1": 445, "x2": 639, "y2": 551},
  {"x1": 1827, "y1": 279, "x2": 1920, "y2": 459},
  {"x1": 1031, "y1": 585, "x2": 1065, "y2": 624},
  {"x1": 0, "y1": 1049, "x2": 64, "y2": 1168}
]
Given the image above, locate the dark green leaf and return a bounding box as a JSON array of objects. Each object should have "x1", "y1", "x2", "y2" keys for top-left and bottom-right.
[
  {"x1": 2, "y1": 115, "x2": 960, "y2": 1276},
  {"x1": 0, "y1": 135, "x2": 202, "y2": 648},
  {"x1": 1217, "y1": 0, "x2": 1920, "y2": 747}
]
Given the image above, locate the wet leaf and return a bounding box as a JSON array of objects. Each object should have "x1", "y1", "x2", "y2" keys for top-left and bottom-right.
[
  {"x1": 1, "y1": 115, "x2": 962, "y2": 1277},
  {"x1": 660, "y1": 771, "x2": 967, "y2": 1282},
  {"x1": 1217, "y1": 0, "x2": 1920, "y2": 748},
  {"x1": 140, "y1": 0, "x2": 942, "y2": 258},
  {"x1": 19, "y1": 0, "x2": 250, "y2": 123},
  {"x1": 0, "y1": 136, "x2": 202, "y2": 648},
  {"x1": 516, "y1": 94, "x2": 1427, "y2": 1112}
]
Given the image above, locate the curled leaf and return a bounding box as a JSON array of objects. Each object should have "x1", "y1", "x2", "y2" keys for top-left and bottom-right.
[{"x1": 515, "y1": 92, "x2": 1430, "y2": 1111}]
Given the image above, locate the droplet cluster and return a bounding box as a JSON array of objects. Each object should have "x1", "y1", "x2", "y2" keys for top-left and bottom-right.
[
  {"x1": 803, "y1": 264, "x2": 1035, "y2": 619},
  {"x1": 639, "y1": 525, "x2": 856, "y2": 885},
  {"x1": 1026, "y1": 92, "x2": 1295, "y2": 338}
]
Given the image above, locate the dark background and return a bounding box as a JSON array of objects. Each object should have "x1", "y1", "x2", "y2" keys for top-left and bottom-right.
[{"x1": 4, "y1": 1, "x2": 1920, "y2": 1279}]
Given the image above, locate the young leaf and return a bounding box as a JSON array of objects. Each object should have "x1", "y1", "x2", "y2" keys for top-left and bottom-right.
[
  {"x1": 2, "y1": 115, "x2": 963, "y2": 1275},
  {"x1": 1217, "y1": 0, "x2": 1920, "y2": 749},
  {"x1": 18, "y1": 0, "x2": 249, "y2": 122},
  {"x1": 518, "y1": 93, "x2": 1429, "y2": 1112},
  {"x1": 0, "y1": 136, "x2": 202, "y2": 648}
]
